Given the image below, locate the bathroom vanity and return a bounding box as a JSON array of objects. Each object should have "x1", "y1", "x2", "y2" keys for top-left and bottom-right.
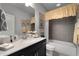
[{"x1": 0, "y1": 37, "x2": 46, "y2": 56}]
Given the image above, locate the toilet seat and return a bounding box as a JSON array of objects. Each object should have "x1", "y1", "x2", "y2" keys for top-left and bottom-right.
[
  {"x1": 46, "y1": 43, "x2": 55, "y2": 51},
  {"x1": 46, "y1": 43, "x2": 55, "y2": 56}
]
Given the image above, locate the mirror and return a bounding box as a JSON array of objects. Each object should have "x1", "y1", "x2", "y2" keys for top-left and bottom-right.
[
  {"x1": 20, "y1": 5, "x2": 35, "y2": 38},
  {"x1": 30, "y1": 17, "x2": 35, "y2": 31},
  {"x1": 21, "y1": 20, "x2": 31, "y2": 33}
]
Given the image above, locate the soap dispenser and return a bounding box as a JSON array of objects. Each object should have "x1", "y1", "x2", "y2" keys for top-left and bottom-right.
[{"x1": 10, "y1": 35, "x2": 13, "y2": 43}]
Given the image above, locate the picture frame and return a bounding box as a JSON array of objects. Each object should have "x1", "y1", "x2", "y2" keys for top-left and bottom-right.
[
  {"x1": 0, "y1": 8, "x2": 7, "y2": 31},
  {"x1": 0, "y1": 8, "x2": 15, "y2": 35}
]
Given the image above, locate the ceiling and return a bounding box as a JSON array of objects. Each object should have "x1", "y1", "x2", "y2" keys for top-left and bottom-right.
[
  {"x1": 40, "y1": 3, "x2": 70, "y2": 11},
  {"x1": 1, "y1": 3, "x2": 71, "y2": 17},
  {"x1": 11, "y1": 3, "x2": 35, "y2": 16},
  {"x1": 1, "y1": 3, "x2": 35, "y2": 17}
]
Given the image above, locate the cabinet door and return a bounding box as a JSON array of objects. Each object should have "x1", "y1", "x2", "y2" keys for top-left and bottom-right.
[
  {"x1": 9, "y1": 39, "x2": 46, "y2": 56},
  {"x1": 37, "y1": 44, "x2": 46, "y2": 56},
  {"x1": 23, "y1": 39, "x2": 46, "y2": 56}
]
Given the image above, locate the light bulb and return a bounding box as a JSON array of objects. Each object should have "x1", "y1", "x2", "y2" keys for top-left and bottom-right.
[
  {"x1": 56, "y1": 3, "x2": 61, "y2": 7},
  {"x1": 25, "y1": 3, "x2": 33, "y2": 7}
]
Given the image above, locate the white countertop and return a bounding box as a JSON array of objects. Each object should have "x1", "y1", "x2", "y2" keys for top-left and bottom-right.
[{"x1": 0, "y1": 37, "x2": 46, "y2": 56}]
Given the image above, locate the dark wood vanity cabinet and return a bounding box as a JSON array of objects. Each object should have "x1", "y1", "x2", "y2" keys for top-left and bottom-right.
[{"x1": 9, "y1": 39, "x2": 46, "y2": 56}]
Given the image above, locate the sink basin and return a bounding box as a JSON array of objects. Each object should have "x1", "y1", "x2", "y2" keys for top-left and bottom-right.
[{"x1": 0, "y1": 43, "x2": 14, "y2": 51}]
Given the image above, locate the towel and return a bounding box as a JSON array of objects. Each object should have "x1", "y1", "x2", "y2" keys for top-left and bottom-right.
[{"x1": 73, "y1": 23, "x2": 79, "y2": 45}]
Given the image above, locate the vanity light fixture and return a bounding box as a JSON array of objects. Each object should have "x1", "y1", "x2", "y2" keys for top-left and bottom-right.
[{"x1": 56, "y1": 3, "x2": 61, "y2": 7}]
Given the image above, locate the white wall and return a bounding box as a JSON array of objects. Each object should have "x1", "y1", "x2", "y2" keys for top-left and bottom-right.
[
  {"x1": 0, "y1": 4, "x2": 31, "y2": 35},
  {"x1": 44, "y1": 21, "x2": 49, "y2": 42}
]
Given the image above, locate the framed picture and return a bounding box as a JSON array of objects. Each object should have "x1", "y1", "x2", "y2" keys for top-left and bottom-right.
[
  {"x1": 0, "y1": 8, "x2": 15, "y2": 35},
  {"x1": 0, "y1": 8, "x2": 7, "y2": 31}
]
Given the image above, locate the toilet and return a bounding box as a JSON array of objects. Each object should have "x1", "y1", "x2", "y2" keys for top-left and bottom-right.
[{"x1": 46, "y1": 43, "x2": 55, "y2": 56}]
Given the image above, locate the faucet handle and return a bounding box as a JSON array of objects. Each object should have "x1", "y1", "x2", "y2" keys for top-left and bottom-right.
[{"x1": 14, "y1": 36, "x2": 16, "y2": 40}]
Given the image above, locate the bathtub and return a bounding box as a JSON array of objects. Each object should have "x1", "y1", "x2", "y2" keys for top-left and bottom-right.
[{"x1": 47, "y1": 40, "x2": 76, "y2": 56}]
